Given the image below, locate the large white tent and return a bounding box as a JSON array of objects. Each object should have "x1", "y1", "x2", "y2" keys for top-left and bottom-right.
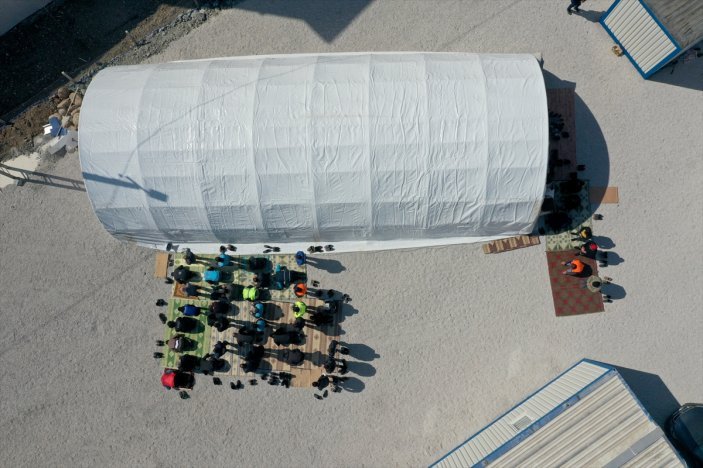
[{"x1": 79, "y1": 52, "x2": 548, "y2": 253}]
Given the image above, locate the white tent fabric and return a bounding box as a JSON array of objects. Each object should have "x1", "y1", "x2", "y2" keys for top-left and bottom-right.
[{"x1": 79, "y1": 52, "x2": 548, "y2": 253}]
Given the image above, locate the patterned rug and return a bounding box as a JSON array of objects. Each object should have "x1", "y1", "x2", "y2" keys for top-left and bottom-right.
[
  {"x1": 163, "y1": 252, "x2": 338, "y2": 388},
  {"x1": 482, "y1": 236, "x2": 540, "y2": 254},
  {"x1": 161, "y1": 298, "x2": 212, "y2": 369},
  {"x1": 171, "y1": 253, "x2": 306, "y2": 302},
  {"x1": 546, "y1": 250, "x2": 605, "y2": 316},
  {"x1": 209, "y1": 297, "x2": 339, "y2": 387}
]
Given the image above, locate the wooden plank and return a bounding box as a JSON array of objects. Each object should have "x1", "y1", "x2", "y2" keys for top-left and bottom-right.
[
  {"x1": 590, "y1": 186, "x2": 619, "y2": 204},
  {"x1": 154, "y1": 252, "x2": 170, "y2": 278},
  {"x1": 482, "y1": 236, "x2": 541, "y2": 254}
]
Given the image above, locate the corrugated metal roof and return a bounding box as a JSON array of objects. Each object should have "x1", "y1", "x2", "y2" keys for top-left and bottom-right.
[
  {"x1": 603, "y1": 0, "x2": 678, "y2": 74},
  {"x1": 433, "y1": 360, "x2": 684, "y2": 468},
  {"x1": 490, "y1": 374, "x2": 683, "y2": 467},
  {"x1": 622, "y1": 437, "x2": 684, "y2": 468},
  {"x1": 434, "y1": 361, "x2": 609, "y2": 468},
  {"x1": 644, "y1": 0, "x2": 703, "y2": 49}
]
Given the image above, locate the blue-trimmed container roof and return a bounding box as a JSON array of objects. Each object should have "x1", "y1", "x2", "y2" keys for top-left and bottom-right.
[{"x1": 432, "y1": 359, "x2": 684, "y2": 467}]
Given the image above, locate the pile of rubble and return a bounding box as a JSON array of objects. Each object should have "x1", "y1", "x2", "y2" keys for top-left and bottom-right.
[{"x1": 51, "y1": 86, "x2": 82, "y2": 131}]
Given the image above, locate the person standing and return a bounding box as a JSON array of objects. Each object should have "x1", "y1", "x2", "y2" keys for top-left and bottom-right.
[
  {"x1": 567, "y1": 0, "x2": 583, "y2": 15},
  {"x1": 571, "y1": 226, "x2": 592, "y2": 241},
  {"x1": 561, "y1": 258, "x2": 585, "y2": 276},
  {"x1": 292, "y1": 301, "x2": 307, "y2": 319}
]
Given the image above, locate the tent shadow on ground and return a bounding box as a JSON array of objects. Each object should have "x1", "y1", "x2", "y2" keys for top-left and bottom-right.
[
  {"x1": 306, "y1": 257, "x2": 346, "y2": 274},
  {"x1": 540, "y1": 70, "x2": 610, "y2": 234},
  {"x1": 541, "y1": 69, "x2": 611, "y2": 188},
  {"x1": 615, "y1": 365, "x2": 680, "y2": 427},
  {"x1": 574, "y1": 93, "x2": 610, "y2": 189},
  {"x1": 649, "y1": 48, "x2": 703, "y2": 92},
  {"x1": 226, "y1": 0, "x2": 374, "y2": 43}
]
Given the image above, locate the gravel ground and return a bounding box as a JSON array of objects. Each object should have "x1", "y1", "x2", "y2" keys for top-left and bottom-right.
[{"x1": 0, "y1": 1, "x2": 701, "y2": 466}]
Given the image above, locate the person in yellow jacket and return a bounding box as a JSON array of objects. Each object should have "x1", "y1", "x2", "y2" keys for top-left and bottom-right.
[
  {"x1": 242, "y1": 286, "x2": 260, "y2": 301},
  {"x1": 292, "y1": 301, "x2": 307, "y2": 319}
]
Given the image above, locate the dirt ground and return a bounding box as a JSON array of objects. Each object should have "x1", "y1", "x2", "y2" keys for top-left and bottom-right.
[{"x1": 0, "y1": 0, "x2": 211, "y2": 161}]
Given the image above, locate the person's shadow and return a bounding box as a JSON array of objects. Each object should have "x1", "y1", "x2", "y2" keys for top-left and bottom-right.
[
  {"x1": 600, "y1": 251, "x2": 624, "y2": 267},
  {"x1": 578, "y1": 9, "x2": 603, "y2": 23},
  {"x1": 339, "y1": 376, "x2": 365, "y2": 393},
  {"x1": 345, "y1": 343, "x2": 380, "y2": 362},
  {"x1": 347, "y1": 361, "x2": 376, "y2": 377},
  {"x1": 306, "y1": 257, "x2": 346, "y2": 274},
  {"x1": 592, "y1": 235, "x2": 615, "y2": 249},
  {"x1": 602, "y1": 282, "x2": 626, "y2": 300}
]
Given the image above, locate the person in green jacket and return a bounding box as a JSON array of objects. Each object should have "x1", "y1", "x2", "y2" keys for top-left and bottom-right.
[
  {"x1": 292, "y1": 301, "x2": 307, "y2": 318},
  {"x1": 243, "y1": 286, "x2": 260, "y2": 301}
]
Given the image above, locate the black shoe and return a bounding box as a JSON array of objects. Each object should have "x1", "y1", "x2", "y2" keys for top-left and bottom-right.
[
  {"x1": 213, "y1": 377, "x2": 222, "y2": 385},
  {"x1": 272, "y1": 247, "x2": 280, "y2": 252},
  {"x1": 568, "y1": 10, "x2": 573, "y2": 15},
  {"x1": 249, "y1": 379, "x2": 257, "y2": 386},
  {"x1": 158, "y1": 313, "x2": 167, "y2": 324},
  {"x1": 312, "y1": 280, "x2": 320, "y2": 287},
  {"x1": 179, "y1": 390, "x2": 189, "y2": 400},
  {"x1": 164, "y1": 278, "x2": 174, "y2": 284},
  {"x1": 153, "y1": 352, "x2": 164, "y2": 359},
  {"x1": 308, "y1": 246, "x2": 316, "y2": 254},
  {"x1": 314, "y1": 394, "x2": 323, "y2": 400},
  {"x1": 227, "y1": 244, "x2": 236, "y2": 251},
  {"x1": 230, "y1": 382, "x2": 237, "y2": 390},
  {"x1": 324, "y1": 244, "x2": 334, "y2": 251},
  {"x1": 156, "y1": 299, "x2": 167, "y2": 306},
  {"x1": 323, "y1": 390, "x2": 329, "y2": 398},
  {"x1": 166, "y1": 242, "x2": 173, "y2": 251},
  {"x1": 263, "y1": 249, "x2": 271, "y2": 254}
]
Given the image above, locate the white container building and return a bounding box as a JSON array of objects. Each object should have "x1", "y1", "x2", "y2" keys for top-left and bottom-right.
[
  {"x1": 433, "y1": 359, "x2": 684, "y2": 468},
  {"x1": 601, "y1": 0, "x2": 703, "y2": 78}
]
